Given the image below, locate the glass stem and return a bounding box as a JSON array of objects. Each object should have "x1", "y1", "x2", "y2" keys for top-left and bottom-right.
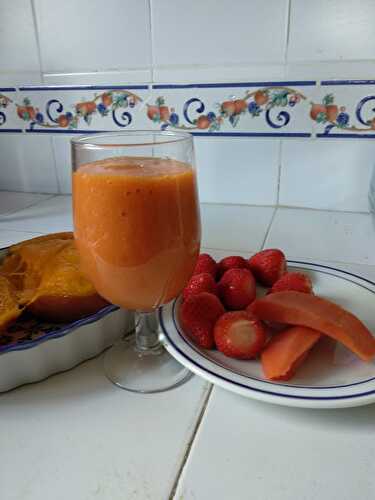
[{"x1": 135, "y1": 310, "x2": 160, "y2": 351}]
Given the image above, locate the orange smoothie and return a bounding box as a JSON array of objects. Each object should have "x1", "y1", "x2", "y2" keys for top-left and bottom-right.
[{"x1": 73, "y1": 157, "x2": 201, "y2": 311}]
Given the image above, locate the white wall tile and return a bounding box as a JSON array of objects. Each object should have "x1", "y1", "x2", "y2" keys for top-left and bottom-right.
[
  {"x1": 200, "y1": 203, "x2": 275, "y2": 251},
  {"x1": 0, "y1": 72, "x2": 42, "y2": 87},
  {"x1": 154, "y1": 64, "x2": 286, "y2": 84},
  {"x1": 286, "y1": 61, "x2": 375, "y2": 81},
  {"x1": 280, "y1": 140, "x2": 375, "y2": 212},
  {"x1": 52, "y1": 135, "x2": 72, "y2": 194},
  {"x1": 195, "y1": 137, "x2": 279, "y2": 205},
  {"x1": 152, "y1": 0, "x2": 288, "y2": 66},
  {"x1": 0, "y1": 134, "x2": 58, "y2": 193},
  {"x1": 43, "y1": 70, "x2": 152, "y2": 86},
  {"x1": 265, "y1": 208, "x2": 375, "y2": 265},
  {"x1": 288, "y1": 0, "x2": 375, "y2": 61},
  {"x1": 35, "y1": 0, "x2": 151, "y2": 73},
  {"x1": 0, "y1": 0, "x2": 40, "y2": 73}
]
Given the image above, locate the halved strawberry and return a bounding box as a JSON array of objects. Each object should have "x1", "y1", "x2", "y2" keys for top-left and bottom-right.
[
  {"x1": 248, "y1": 249, "x2": 286, "y2": 287},
  {"x1": 218, "y1": 268, "x2": 256, "y2": 310},
  {"x1": 217, "y1": 255, "x2": 248, "y2": 278},
  {"x1": 214, "y1": 311, "x2": 267, "y2": 359},
  {"x1": 269, "y1": 272, "x2": 312, "y2": 295},
  {"x1": 183, "y1": 273, "x2": 218, "y2": 301},
  {"x1": 180, "y1": 292, "x2": 225, "y2": 349},
  {"x1": 193, "y1": 254, "x2": 218, "y2": 279}
]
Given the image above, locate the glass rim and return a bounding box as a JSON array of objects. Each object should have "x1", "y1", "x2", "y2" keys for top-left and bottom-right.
[{"x1": 71, "y1": 130, "x2": 193, "y2": 149}]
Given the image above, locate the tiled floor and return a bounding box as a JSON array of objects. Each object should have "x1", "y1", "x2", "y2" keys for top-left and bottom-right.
[
  {"x1": 265, "y1": 207, "x2": 375, "y2": 265},
  {"x1": 3, "y1": 192, "x2": 375, "y2": 500}
]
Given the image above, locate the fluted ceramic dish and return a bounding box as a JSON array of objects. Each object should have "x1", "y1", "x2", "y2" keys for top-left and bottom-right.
[{"x1": 0, "y1": 246, "x2": 130, "y2": 392}]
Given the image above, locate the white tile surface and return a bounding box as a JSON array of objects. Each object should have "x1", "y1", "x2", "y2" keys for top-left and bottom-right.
[
  {"x1": 288, "y1": 0, "x2": 375, "y2": 61},
  {"x1": 35, "y1": 0, "x2": 151, "y2": 72},
  {"x1": 280, "y1": 140, "x2": 374, "y2": 212},
  {"x1": 52, "y1": 135, "x2": 72, "y2": 194},
  {"x1": 176, "y1": 387, "x2": 375, "y2": 500},
  {"x1": 200, "y1": 203, "x2": 275, "y2": 251},
  {"x1": 0, "y1": 71, "x2": 42, "y2": 87},
  {"x1": 265, "y1": 207, "x2": 375, "y2": 265},
  {"x1": 0, "y1": 134, "x2": 58, "y2": 193},
  {"x1": 152, "y1": 0, "x2": 288, "y2": 66},
  {"x1": 43, "y1": 70, "x2": 152, "y2": 85},
  {"x1": 0, "y1": 191, "x2": 52, "y2": 215},
  {"x1": 154, "y1": 64, "x2": 286, "y2": 84},
  {"x1": 286, "y1": 61, "x2": 375, "y2": 81},
  {"x1": 0, "y1": 195, "x2": 73, "y2": 233},
  {"x1": 0, "y1": 228, "x2": 44, "y2": 247},
  {"x1": 0, "y1": 0, "x2": 40, "y2": 72},
  {"x1": 195, "y1": 137, "x2": 279, "y2": 205},
  {"x1": 1, "y1": 355, "x2": 209, "y2": 500}
]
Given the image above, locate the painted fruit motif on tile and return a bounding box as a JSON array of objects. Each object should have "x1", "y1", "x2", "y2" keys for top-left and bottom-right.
[
  {"x1": 0, "y1": 93, "x2": 12, "y2": 126},
  {"x1": 15, "y1": 90, "x2": 143, "y2": 130},
  {"x1": 311, "y1": 93, "x2": 375, "y2": 135},
  {"x1": 2, "y1": 81, "x2": 375, "y2": 137},
  {"x1": 147, "y1": 87, "x2": 305, "y2": 132}
]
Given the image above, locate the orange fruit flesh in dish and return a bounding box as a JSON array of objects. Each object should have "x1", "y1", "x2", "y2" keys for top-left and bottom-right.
[{"x1": 0, "y1": 232, "x2": 107, "y2": 327}]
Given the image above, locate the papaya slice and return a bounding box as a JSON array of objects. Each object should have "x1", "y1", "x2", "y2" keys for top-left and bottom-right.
[
  {"x1": 261, "y1": 326, "x2": 322, "y2": 381},
  {"x1": 252, "y1": 291, "x2": 375, "y2": 362}
]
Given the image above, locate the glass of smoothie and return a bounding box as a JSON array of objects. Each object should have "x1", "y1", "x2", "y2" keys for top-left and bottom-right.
[{"x1": 71, "y1": 131, "x2": 201, "y2": 392}]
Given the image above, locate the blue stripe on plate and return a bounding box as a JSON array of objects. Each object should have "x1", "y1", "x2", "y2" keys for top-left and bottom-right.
[{"x1": 160, "y1": 261, "x2": 375, "y2": 401}]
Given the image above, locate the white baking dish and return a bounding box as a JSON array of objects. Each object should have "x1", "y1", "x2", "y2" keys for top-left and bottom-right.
[{"x1": 0, "y1": 247, "x2": 131, "y2": 392}]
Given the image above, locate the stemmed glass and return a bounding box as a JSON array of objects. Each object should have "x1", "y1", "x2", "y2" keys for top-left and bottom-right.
[{"x1": 71, "y1": 131, "x2": 201, "y2": 393}]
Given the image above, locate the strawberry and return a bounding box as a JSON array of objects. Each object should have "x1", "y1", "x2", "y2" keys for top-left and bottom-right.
[
  {"x1": 214, "y1": 311, "x2": 267, "y2": 359},
  {"x1": 217, "y1": 255, "x2": 248, "y2": 278},
  {"x1": 269, "y1": 272, "x2": 312, "y2": 295},
  {"x1": 183, "y1": 272, "x2": 218, "y2": 300},
  {"x1": 193, "y1": 254, "x2": 217, "y2": 279},
  {"x1": 180, "y1": 292, "x2": 225, "y2": 349},
  {"x1": 218, "y1": 268, "x2": 256, "y2": 310},
  {"x1": 248, "y1": 249, "x2": 286, "y2": 287}
]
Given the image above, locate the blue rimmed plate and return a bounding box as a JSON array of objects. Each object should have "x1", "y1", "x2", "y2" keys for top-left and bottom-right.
[{"x1": 160, "y1": 262, "x2": 375, "y2": 409}]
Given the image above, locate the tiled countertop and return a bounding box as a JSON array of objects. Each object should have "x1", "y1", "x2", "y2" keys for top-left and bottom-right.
[{"x1": 1, "y1": 192, "x2": 375, "y2": 500}]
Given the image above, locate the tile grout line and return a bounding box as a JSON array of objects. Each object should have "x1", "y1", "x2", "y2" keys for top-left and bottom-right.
[
  {"x1": 283, "y1": 0, "x2": 292, "y2": 64},
  {"x1": 0, "y1": 194, "x2": 55, "y2": 219},
  {"x1": 169, "y1": 384, "x2": 214, "y2": 500},
  {"x1": 30, "y1": 0, "x2": 44, "y2": 80},
  {"x1": 276, "y1": 140, "x2": 283, "y2": 206},
  {"x1": 50, "y1": 136, "x2": 62, "y2": 193},
  {"x1": 147, "y1": 0, "x2": 155, "y2": 84},
  {"x1": 260, "y1": 207, "x2": 278, "y2": 250}
]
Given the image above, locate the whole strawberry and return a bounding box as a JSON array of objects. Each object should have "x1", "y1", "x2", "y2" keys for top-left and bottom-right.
[
  {"x1": 218, "y1": 268, "x2": 256, "y2": 310},
  {"x1": 269, "y1": 272, "x2": 312, "y2": 295},
  {"x1": 217, "y1": 255, "x2": 248, "y2": 278},
  {"x1": 180, "y1": 292, "x2": 225, "y2": 349},
  {"x1": 248, "y1": 249, "x2": 286, "y2": 287},
  {"x1": 193, "y1": 253, "x2": 218, "y2": 279},
  {"x1": 183, "y1": 272, "x2": 218, "y2": 301},
  {"x1": 214, "y1": 310, "x2": 267, "y2": 359}
]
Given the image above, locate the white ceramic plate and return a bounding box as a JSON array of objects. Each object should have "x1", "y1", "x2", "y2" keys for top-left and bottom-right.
[{"x1": 160, "y1": 261, "x2": 375, "y2": 409}]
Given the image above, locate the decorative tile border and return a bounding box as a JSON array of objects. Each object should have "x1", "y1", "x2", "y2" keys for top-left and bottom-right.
[{"x1": 1, "y1": 80, "x2": 375, "y2": 138}]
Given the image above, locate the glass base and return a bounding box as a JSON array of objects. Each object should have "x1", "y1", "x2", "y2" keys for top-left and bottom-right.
[{"x1": 103, "y1": 335, "x2": 193, "y2": 393}]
